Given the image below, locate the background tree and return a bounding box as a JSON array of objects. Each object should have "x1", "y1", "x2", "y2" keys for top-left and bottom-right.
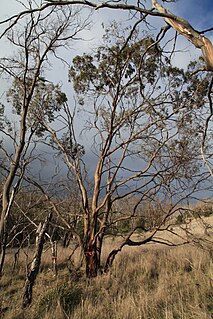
[{"x1": 0, "y1": 4, "x2": 90, "y2": 274}]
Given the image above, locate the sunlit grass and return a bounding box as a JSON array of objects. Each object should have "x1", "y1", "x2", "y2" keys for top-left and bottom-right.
[{"x1": 1, "y1": 239, "x2": 213, "y2": 319}]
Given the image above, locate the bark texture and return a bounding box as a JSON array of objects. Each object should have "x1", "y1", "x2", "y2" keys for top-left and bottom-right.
[
  {"x1": 152, "y1": 0, "x2": 213, "y2": 71},
  {"x1": 84, "y1": 240, "x2": 99, "y2": 278}
]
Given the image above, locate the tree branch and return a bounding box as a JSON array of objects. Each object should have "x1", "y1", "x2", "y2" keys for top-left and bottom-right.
[{"x1": 152, "y1": 0, "x2": 213, "y2": 71}]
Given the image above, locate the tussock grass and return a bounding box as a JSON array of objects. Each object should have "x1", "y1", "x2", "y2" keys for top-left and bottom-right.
[{"x1": 1, "y1": 243, "x2": 213, "y2": 319}]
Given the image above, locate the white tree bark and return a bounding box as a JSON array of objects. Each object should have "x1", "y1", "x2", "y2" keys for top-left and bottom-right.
[{"x1": 152, "y1": 0, "x2": 213, "y2": 71}]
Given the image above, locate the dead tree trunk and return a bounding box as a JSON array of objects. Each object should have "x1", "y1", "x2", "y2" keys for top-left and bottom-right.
[
  {"x1": 22, "y1": 212, "x2": 52, "y2": 308},
  {"x1": 51, "y1": 240, "x2": 57, "y2": 276}
]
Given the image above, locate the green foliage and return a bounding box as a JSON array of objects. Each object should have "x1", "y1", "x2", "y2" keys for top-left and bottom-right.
[
  {"x1": 176, "y1": 213, "x2": 186, "y2": 224},
  {"x1": 57, "y1": 132, "x2": 85, "y2": 159},
  {"x1": 7, "y1": 78, "x2": 67, "y2": 136},
  {"x1": 116, "y1": 219, "x2": 130, "y2": 233},
  {"x1": 69, "y1": 23, "x2": 210, "y2": 114},
  {"x1": 69, "y1": 54, "x2": 98, "y2": 94},
  {"x1": 0, "y1": 103, "x2": 12, "y2": 137},
  {"x1": 69, "y1": 27, "x2": 162, "y2": 99},
  {"x1": 0, "y1": 103, "x2": 4, "y2": 129}
]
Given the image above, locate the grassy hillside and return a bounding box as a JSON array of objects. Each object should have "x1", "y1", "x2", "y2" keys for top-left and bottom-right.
[{"x1": 1, "y1": 236, "x2": 213, "y2": 319}]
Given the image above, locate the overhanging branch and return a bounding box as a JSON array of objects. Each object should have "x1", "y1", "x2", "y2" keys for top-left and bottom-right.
[{"x1": 152, "y1": 0, "x2": 213, "y2": 71}]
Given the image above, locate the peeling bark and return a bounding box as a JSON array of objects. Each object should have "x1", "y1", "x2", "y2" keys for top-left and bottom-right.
[{"x1": 152, "y1": 0, "x2": 213, "y2": 71}]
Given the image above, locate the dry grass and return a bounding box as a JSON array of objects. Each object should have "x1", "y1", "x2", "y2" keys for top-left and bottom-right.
[{"x1": 1, "y1": 238, "x2": 213, "y2": 319}]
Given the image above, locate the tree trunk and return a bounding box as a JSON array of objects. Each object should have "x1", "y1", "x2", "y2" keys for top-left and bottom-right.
[
  {"x1": 84, "y1": 242, "x2": 99, "y2": 278},
  {"x1": 22, "y1": 213, "x2": 52, "y2": 308},
  {"x1": 83, "y1": 217, "x2": 106, "y2": 277},
  {"x1": 0, "y1": 114, "x2": 28, "y2": 275},
  {"x1": 0, "y1": 211, "x2": 13, "y2": 275},
  {"x1": 0, "y1": 200, "x2": 10, "y2": 275},
  {"x1": 0, "y1": 231, "x2": 7, "y2": 276},
  {"x1": 96, "y1": 234, "x2": 103, "y2": 270}
]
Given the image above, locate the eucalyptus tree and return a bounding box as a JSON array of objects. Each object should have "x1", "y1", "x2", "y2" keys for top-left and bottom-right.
[
  {"x1": 0, "y1": 0, "x2": 212, "y2": 279},
  {"x1": 0, "y1": 4, "x2": 90, "y2": 274},
  {"x1": 41, "y1": 22, "x2": 211, "y2": 277}
]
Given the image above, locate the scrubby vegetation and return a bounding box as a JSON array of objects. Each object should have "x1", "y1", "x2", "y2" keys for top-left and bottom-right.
[{"x1": 1, "y1": 241, "x2": 213, "y2": 319}]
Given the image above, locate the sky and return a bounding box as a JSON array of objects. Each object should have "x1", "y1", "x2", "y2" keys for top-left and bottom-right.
[
  {"x1": 1, "y1": 1, "x2": 212, "y2": 38},
  {"x1": 174, "y1": 0, "x2": 213, "y2": 29}
]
